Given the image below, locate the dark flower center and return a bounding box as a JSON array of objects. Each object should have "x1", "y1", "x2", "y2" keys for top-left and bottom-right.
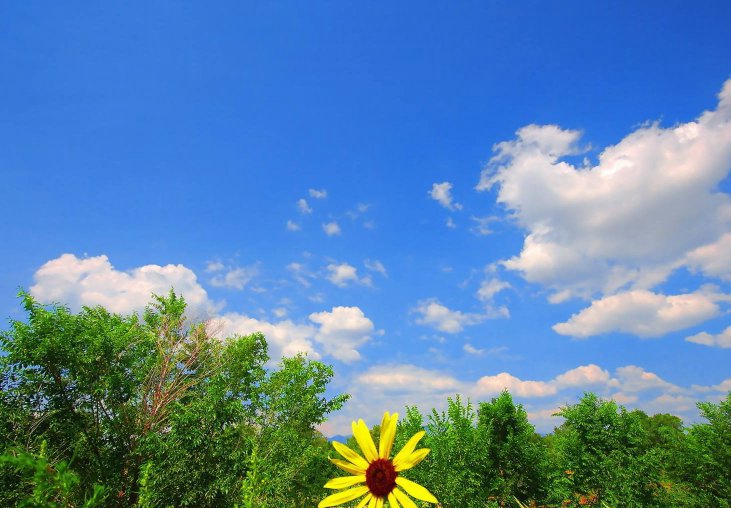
[{"x1": 365, "y1": 458, "x2": 397, "y2": 498}]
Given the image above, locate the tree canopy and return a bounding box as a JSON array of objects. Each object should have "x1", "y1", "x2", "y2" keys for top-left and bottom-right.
[{"x1": 1, "y1": 291, "x2": 729, "y2": 507}]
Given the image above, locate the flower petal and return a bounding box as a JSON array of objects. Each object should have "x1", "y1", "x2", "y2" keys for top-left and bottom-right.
[
  {"x1": 379, "y1": 412, "x2": 398, "y2": 459},
  {"x1": 318, "y1": 486, "x2": 369, "y2": 507},
  {"x1": 355, "y1": 494, "x2": 372, "y2": 508},
  {"x1": 368, "y1": 495, "x2": 378, "y2": 508},
  {"x1": 324, "y1": 475, "x2": 366, "y2": 489},
  {"x1": 394, "y1": 448, "x2": 430, "y2": 472},
  {"x1": 329, "y1": 458, "x2": 367, "y2": 476},
  {"x1": 352, "y1": 419, "x2": 378, "y2": 462},
  {"x1": 395, "y1": 477, "x2": 438, "y2": 503},
  {"x1": 375, "y1": 497, "x2": 384, "y2": 508},
  {"x1": 332, "y1": 441, "x2": 370, "y2": 470},
  {"x1": 392, "y1": 431, "x2": 425, "y2": 467},
  {"x1": 393, "y1": 487, "x2": 419, "y2": 508},
  {"x1": 388, "y1": 491, "x2": 401, "y2": 508}
]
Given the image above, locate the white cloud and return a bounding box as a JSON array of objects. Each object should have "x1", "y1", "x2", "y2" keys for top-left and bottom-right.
[
  {"x1": 287, "y1": 262, "x2": 313, "y2": 288},
  {"x1": 30, "y1": 254, "x2": 218, "y2": 317},
  {"x1": 475, "y1": 372, "x2": 556, "y2": 398},
  {"x1": 30, "y1": 255, "x2": 378, "y2": 366},
  {"x1": 686, "y1": 326, "x2": 731, "y2": 348},
  {"x1": 309, "y1": 306, "x2": 374, "y2": 363},
  {"x1": 429, "y1": 182, "x2": 463, "y2": 211},
  {"x1": 609, "y1": 366, "x2": 681, "y2": 393},
  {"x1": 209, "y1": 264, "x2": 259, "y2": 290},
  {"x1": 364, "y1": 259, "x2": 388, "y2": 277},
  {"x1": 322, "y1": 221, "x2": 341, "y2": 236},
  {"x1": 205, "y1": 261, "x2": 225, "y2": 273},
  {"x1": 326, "y1": 263, "x2": 359, "y2": 287},
  {"x1": 477, "y1": 277, "x2": 510, "y2": 302},
  {"x1": 286, "y1": 220, "x2": 301, "y2": 231},
  {"x1": 471, "y1": 216, "x2": 498, "y2": 235},
  {"x1": 685, "y1": 233, "x2": 731, "y2": 281},
  {"x1": 553, "y1": 289, "x2": 724, "y2": 338},
  {"x1": 446, "y1": 217, "x2": 457, "y2": 229},
  {"x1": 414, "y1": 299, "x2": 486, "y2": 333},
  {"x1": 319, "y1": 360, "x2": 726, "y2": 436},
  {"x1": 553, "y1": 364, "x2": 611, "y2": 388},
  {"x1": 214, "y1": 313, "x2": 320, "y2": 362},
  {"x1": 478, "y1": 80, "x2": 731, "y2": 307},
  {"x1": 297, "y1": 198, "x2": 312, "y2": 214},
  {"x1": 644, "y1": 394, "x2": 698, "y2": 415},
  {"x1": 463, "y1": 343, "x2": 485, "y2": 356},
  {"x1": 359, "y1": 364, "x2": 461, "y2": 393},
  {"x1": 309, "y1": 188, "x2": 328, "y2": 199}
]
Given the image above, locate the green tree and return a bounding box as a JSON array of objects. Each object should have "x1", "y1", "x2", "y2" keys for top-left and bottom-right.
[
  {"x1": 475, "y1": 391, "x2": 548, "y2": 506},
  {"x1": 1, "y1": 290, "x2": 348, "y2": 507},
  {"x1": 399, "y1": 396, "x2": 484, "y2": 508},
  {"x1": 680, "y1": 393, "x2": 731, "y2": 507},
  {"x1": 552, "y1": 393, "x2": 661, "y2": 507}
]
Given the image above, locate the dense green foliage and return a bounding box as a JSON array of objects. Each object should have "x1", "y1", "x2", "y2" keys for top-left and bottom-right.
[
  {"x1": 390, "y1": 393, "x2": 731, "y2": 508},
  {"x1": 1, "y1": 291, "x2": 346, "y2": 507},
  {"x1": 1, "y1": 291, "x2": 729, "y2": 507}
]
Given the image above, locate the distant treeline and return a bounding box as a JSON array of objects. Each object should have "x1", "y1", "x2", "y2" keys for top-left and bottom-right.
[{"x1": 1, "y1": 292, "x2": 729, "y2": 507}]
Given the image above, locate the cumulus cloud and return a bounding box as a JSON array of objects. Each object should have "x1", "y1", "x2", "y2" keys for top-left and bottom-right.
[
  {"x1": 446, "y1": 217, "x2": 457, "y2": 229},
  {"x1": 475, "y1": 372, "x2": 556, "y2": 397},
  {"x1": 209, "y1": 264, "x2": 259, "y2": 290},
  {"x1": 429, "y1": 182, "x2": 463, "y2": 211},
  {"x1": 686, "y1": 326, "x2": 731, "y2": 348},
  {"x1": 553, "y1": 364, "x2": 612, "y2": 388},
  {"x1": 309, "y1": 188, "x2": 328, "y2": 199},
  {"x1": 321, "y1": 361, "x2": 682, "y2": 435},
  {"x1": 219, "y1": 307, "x2": 376, "y2": 365},
  {"x1": 326, "y1": 262, "x2": 369, "y2": 287},
  {"x1": 553, "y1": 289, "x2": 725, "y2": 338},
  {"x1": 30, "y1": 254, "x2": 380, "y2": 366},
  {"x1": 413, "y1": 299, "x2": 486, "y2": 333},
  {"x1": 322, "y1": 221, "x2": 341, "y2": 236},
  {"x1": 297, "y1": 198, "x2": 312, "y2": 214},
  {"x1": 685, "y1": 233, "x2": 731, "y2": 281},
  {"x1": 286, "y1": 220, "x2": 301, "y2": 231},
  {"x1": 30, "y1": 254, "x2": 218, "y2": 317},
  {"x1": 478, "y1": 80, "x2": 731, "y2": 311},
  {"x1": 609, "y1": 365, "x2": 681, "y2": 393},
  {"x1": 214, "y1": 313, "x2": 320, "y2": 361},
  {"x1": 309, "y1": 306, "x2": 375, "y2": 362}
]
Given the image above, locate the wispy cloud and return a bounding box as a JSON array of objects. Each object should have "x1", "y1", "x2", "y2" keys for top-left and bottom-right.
[{"x1": 364, "y1": 259, "x2": 388, "y2": 277}]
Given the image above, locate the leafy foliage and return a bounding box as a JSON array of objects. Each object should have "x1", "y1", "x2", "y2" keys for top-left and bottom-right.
[
  {"x1": 1, "y1": 290, "x2": 729, "y2": 507},
  {"x1": 1, "y1": 291, "x2": 347, "y2": 507}
]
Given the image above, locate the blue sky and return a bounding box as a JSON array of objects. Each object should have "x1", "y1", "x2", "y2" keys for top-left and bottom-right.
[{"x1": 2, "y1": 1, "x2": 731, "y2": 435}]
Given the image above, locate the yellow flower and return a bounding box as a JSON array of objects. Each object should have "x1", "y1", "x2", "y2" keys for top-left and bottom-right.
[{"x1": 319, "y1": 412, "x2": 438, "y2": 508}]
